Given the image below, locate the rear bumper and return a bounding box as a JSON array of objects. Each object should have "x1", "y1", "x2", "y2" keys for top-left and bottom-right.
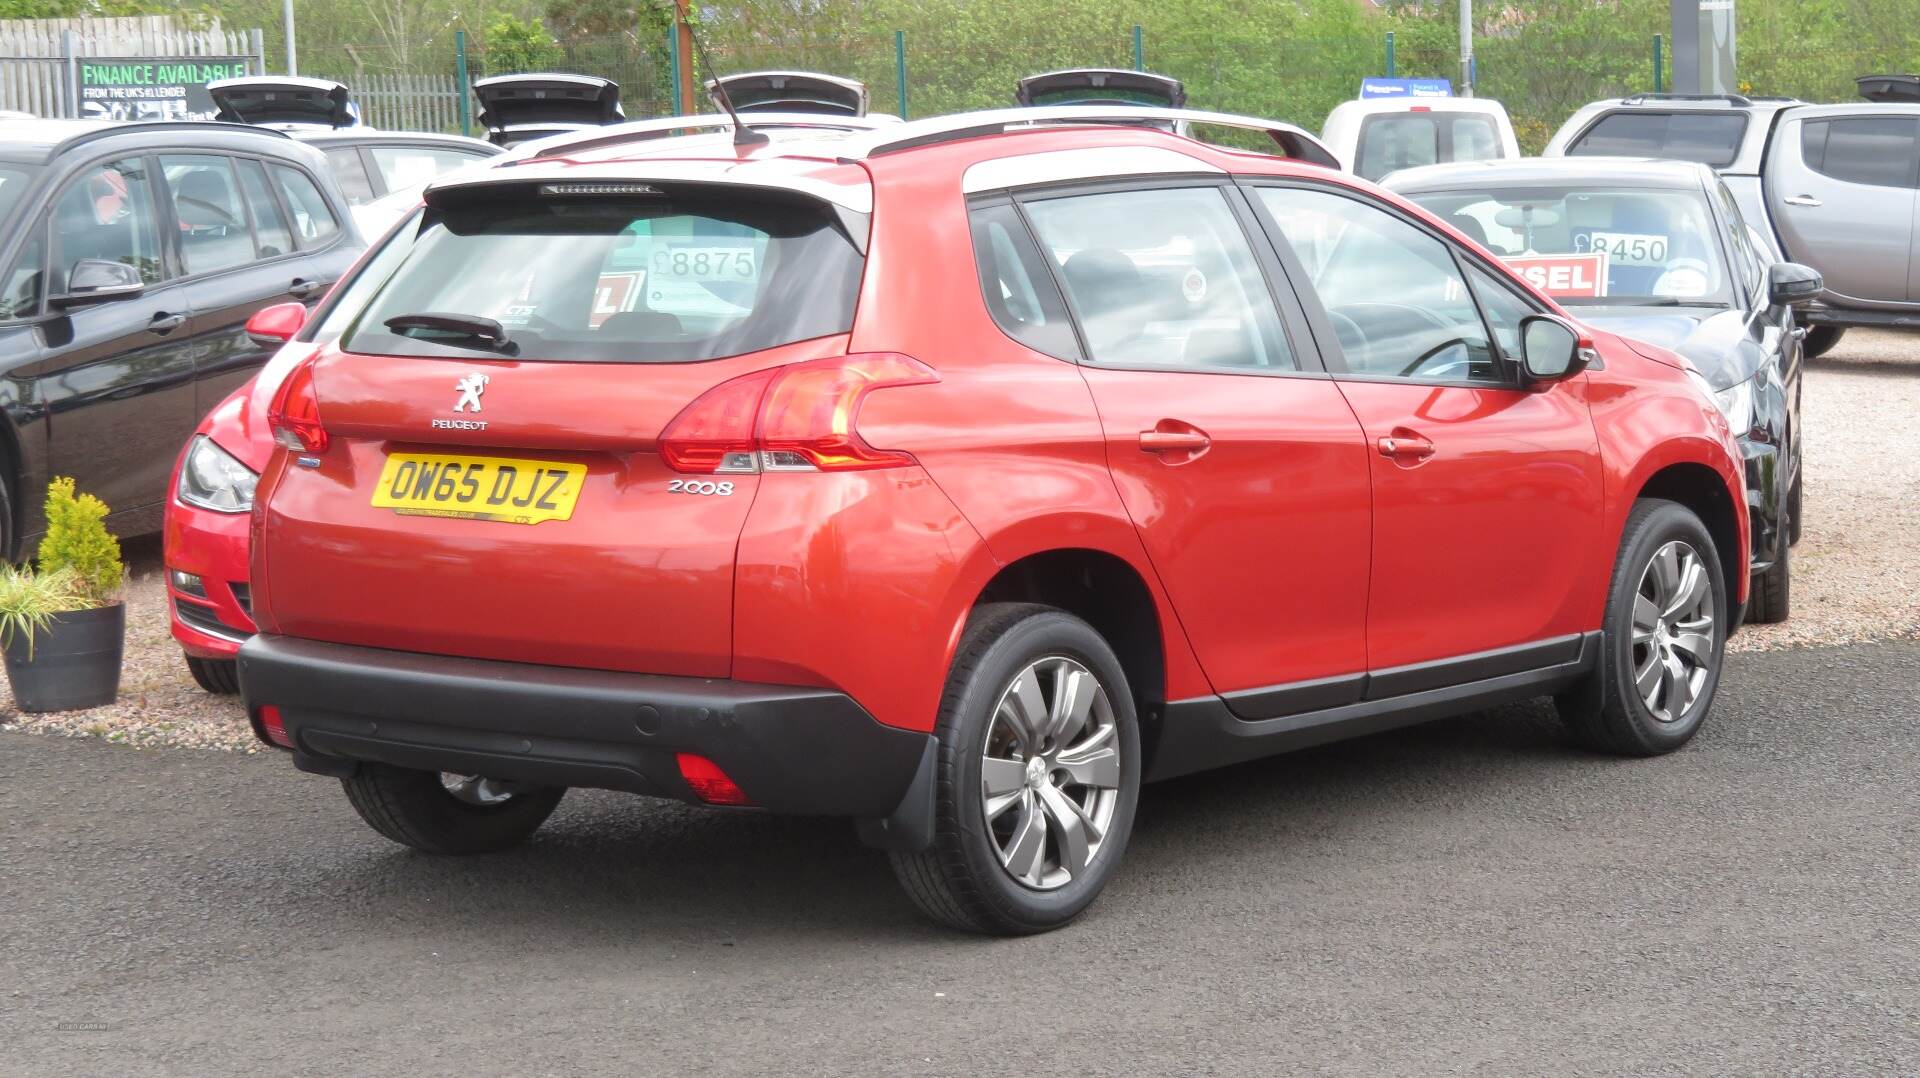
[{"x1": 238, "y1": 635, "x2": 936, "y2": 834}]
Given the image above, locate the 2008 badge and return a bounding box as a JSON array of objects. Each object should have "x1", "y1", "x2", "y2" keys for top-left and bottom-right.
[{"x1": 667, "y1": 480, "x2": 734, "y2": 496}]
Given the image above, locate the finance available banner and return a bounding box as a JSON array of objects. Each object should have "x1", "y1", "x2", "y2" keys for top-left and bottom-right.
[{"x1": 77, "y1": 58, "x2": 252, "y2": 122}]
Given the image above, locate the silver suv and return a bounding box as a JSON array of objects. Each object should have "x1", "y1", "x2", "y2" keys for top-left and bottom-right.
[{"x1": 1546, "y1": 89, "x2": 1920, "y2": 355}]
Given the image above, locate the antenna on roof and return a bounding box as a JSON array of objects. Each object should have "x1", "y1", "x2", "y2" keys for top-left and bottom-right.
[{"x1": 683, "y1": 20, "x2": 768, "y2": 148}]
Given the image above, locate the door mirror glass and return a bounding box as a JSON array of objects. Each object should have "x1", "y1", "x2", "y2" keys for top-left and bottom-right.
[
  {"x1": 1519, "y1": 314, "x2": 1582, "y2": 381},
  {"x1": 51, "y1": 258, "x2": 143, "y2": 307},
  {"x1": 1767, "y1": 261, "x2": 1822, "y2": 306},
  {"x1": 245, "y1": 301, "x2": 307, "y2": 346}
]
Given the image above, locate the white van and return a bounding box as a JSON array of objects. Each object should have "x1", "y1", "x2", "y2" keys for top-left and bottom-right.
[{"x1": 1321, "y1": 97, "x2": 1520, "y2": 181}]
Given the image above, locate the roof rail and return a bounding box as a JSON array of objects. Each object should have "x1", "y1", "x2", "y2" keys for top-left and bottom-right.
[
  {"x1": 840, "y1": 105, "x2": 1338, "y2": 168},
  {"x1": 523, "y1": 111, "x2": 896, "y2": 160},
  {"x1": 55, "y1": 119, "x2": 291, "y2": 156},
  {"x1": 1620, "y1": 92, "x2": 1753, "y2": 107}
]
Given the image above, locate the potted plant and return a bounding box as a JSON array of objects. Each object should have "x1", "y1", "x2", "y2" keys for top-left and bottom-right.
[{"x1": 0, "y1": 477, "x2": 125, "y2": 713}]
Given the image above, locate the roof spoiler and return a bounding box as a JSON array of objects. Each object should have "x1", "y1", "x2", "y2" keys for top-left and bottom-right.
[
  {"x1": 844, "y1": 105, "x2": 1338, "y2": 169},
  {"x1": 707, "y1": 71, "x2": 870, "y2": 117},
  {"x1": 520, "y1": 112, "x2": 897, "y2": 160},
  {"x1": 1857, "y1": 74, "x2": 1920, "y2": 103}
]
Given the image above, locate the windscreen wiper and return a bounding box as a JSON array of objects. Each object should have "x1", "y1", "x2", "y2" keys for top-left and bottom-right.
[{"x1": 383, "y1": 312, "x2": 517, "y2": 353}]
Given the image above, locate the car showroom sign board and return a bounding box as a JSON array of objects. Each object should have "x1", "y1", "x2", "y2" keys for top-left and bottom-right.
[
  {"x1": 1360, "y1": 77, "x2": 1453, "y2": 99},
  {"x1": 1501, "y1": 253, "x2": 1609, "y2": 299},
  {"x1": 77, "y1": 58, "x2": 253, "y2": 122}
]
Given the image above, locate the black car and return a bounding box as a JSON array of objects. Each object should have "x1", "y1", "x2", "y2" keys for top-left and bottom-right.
[
  {"x1": 1386, "y1": 156, "x2": 1818, "y2": 623},
  {"x1": 208, "y1": 76, "x2": 502, "y2": 209},
  {"x1": 0, "y1": 119, "x2": 361, "y2": 551}
]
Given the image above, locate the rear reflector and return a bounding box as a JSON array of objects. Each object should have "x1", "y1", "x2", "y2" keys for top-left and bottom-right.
[
  {"x1": 255, "y1": 705, "x2": 292, "y2": 748},
  {"x1": 267, "y1": 357, "x2": 328, "y2": 454},
  {"x1": 675, "y1": 752, "x2": 753, "y2": 805},
  {"x1": 659, "y1": 353, "x2": 938, "y2": 474}
]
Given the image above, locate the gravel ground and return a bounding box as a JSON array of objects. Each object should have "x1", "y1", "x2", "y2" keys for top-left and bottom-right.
[{"x1": 2, "y1": 327, "x2": 1916, "y2": 747}]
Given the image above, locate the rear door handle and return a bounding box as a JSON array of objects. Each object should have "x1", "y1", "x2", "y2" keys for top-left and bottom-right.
[
  {"x1": 287, "y1": 278, "x2": 323, "y2": 300},
  {"x1": 147, "y1": 312, "x2": 186, "y2": 335},
  {"x1": 1783, "y1": 195, "x2": 1822, "y2": 208},
  {"x1": 1377, "y1": 431, "x2": 1435, "y2": 461}
]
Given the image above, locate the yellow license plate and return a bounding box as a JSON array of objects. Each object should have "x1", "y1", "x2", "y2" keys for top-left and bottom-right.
[{"x1": 371, "y1": 452, "x2": 586, "y2": 525}]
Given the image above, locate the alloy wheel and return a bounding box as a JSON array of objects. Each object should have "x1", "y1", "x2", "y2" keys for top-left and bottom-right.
[
  {"x1": 980, "y1": 656, "x2": 1124, "y2": 891},
  {"x1": 1630, "y1": 540, "x2": 1717, "y2": 723}
]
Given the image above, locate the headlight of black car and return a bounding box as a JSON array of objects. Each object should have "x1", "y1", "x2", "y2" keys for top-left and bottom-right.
[{"x1": 177, "y1": 435, "x2": 259, "y2": 513}]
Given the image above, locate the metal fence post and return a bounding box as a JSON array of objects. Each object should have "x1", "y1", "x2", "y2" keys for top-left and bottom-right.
[
  {"x1": 455, "y1": 30, "x2": 471, "y2": 137},
  {"x1": 251, "y1": 28, "x2": 266, "y2": 76},
  {"x1": 1132, "y1": 25, "x2": 1143, "y2": 71},
  {"x1": 895, "y1": 30, "x2": 907, "y2": 119},
  {"x1": 667, "y1": 23, "x2": 683, "y2": 114},
  {"x1": 1386, "y1": 31, "x2": 1396, "y2": 77},
  {"x1": 62, "y1": 29, "x2": 78, "y2": 119},
  {"x1": 1653, "y1": 34, "x2": 1664, "y2": 93}
]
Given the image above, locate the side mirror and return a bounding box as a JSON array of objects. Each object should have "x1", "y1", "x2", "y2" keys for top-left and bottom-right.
[
  {"x1": 1518, "y1": 314, "x2": 1588, "y2": 383},
  {"x1": 50, "y1": 259, "x2": 143, "y2": 308},
  {"x1": 1768, "y1": 261, "x2": 1822, "y2": 307},
  {"x1": 246, "y1": 302, "x2": 308, "y2": 347}
]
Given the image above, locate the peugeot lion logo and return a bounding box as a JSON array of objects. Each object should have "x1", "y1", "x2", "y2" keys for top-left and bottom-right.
[
  {"x1": 433, "y1": 373, "x2": 491, "y2": 431},
  {"x1": 454, "y1": 373, "x2": 489, "y2": 413}
]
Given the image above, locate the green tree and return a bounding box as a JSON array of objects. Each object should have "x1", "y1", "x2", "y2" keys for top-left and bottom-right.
[{"x1": 485, "y1": 11, "x2": 562, "y2": 72}]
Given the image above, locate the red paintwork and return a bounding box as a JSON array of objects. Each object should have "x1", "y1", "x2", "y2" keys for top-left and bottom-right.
[
  {"x1": 237, "y1": 122, "x2": 1747, "y2": 736},
  {"x1": 244, "y1": 301, "x2": 307, "y2": 346}
]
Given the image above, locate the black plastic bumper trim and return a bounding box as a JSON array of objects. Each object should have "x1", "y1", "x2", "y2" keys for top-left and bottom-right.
[{"x1": 238, "y1": 635, "x2": 933, "y2": 823}]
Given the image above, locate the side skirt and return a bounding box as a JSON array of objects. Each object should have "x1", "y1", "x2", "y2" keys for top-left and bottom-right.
[{"x1": 1146, "y1": 631, "x2": 1600, "y2": 782}]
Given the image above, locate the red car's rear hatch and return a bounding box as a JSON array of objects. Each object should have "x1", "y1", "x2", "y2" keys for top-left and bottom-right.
[{"x1": 251, "y1": 166, "x2": 872, "y2": 677}]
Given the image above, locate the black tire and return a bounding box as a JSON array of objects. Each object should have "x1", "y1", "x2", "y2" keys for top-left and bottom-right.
[
  {"x1": 342, "y1": 763, "x2": 566, "y2": 854},
  {"x1": 1802, "y1": 325, "x2": 1844, "y2": 359},
  {"x1": 1788, "y1": 468, "x2": 1804, "y2": 547},
  {"x1": 1746, "y1": 519, "x2": 1791, "y2": 625},
  {"x1": 1556, "y1": 499, "x2": 1728, "y2": 756},
  {"x1": 0, "y1": 470, "x2": 13, "y2": 563},
  {"x1": 185, "y1": 655, "x2": 240, "y2": 694},
  {"x1": 889, "y1": 603, "x2": 1142, "y2": 936}
]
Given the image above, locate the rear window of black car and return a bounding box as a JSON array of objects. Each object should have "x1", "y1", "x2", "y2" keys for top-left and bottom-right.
[
  {"x1": 344, "y1": 191, "x2": 864, "y2": 363},
  {"x1": 1568, "y1": 110, "x2": 1749, "y2": 168}
]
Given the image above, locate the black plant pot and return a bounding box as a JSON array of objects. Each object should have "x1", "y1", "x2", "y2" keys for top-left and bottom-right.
[{"x1": 3, "y1": 603, "x2": 125, "y2": 713}]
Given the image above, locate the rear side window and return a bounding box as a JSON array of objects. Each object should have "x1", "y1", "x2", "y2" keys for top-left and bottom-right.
[
  {"x1": 1569, "y1": 110, "x2": 1749, "y2": 168},
  {"x1": 1799, "y1": 117, "x2": 1920, "y2": 189},
  {"x1": 968, "y1": 202, "x2": 1079, "y2": 361},
  {"x1": 1021, "y1": 186, "x2": 1294, "y2": 372},
  {"x1": 325, "y1": 148, "x2": 376, "y2": 205},
  {"x1": 346, "y1": 192, "x2": 864, "y2": 363},
  {"x1": 236, "y1": 158, "x2": 294, "y2": 258},
  {"x1": 271, "y1": 165, "x2": 340, "y2": 245},
  {"x1": 162, "y1": 154, "x2": 254, "y2": 275}
]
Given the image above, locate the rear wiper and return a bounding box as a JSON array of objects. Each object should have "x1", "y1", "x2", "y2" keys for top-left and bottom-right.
[{"x1": 383, "y1": 312, "x2": 516, "y2": 353}]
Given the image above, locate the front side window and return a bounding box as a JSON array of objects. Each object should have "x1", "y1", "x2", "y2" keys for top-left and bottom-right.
[
  {"x1": 50, "y1": 156, "x2": 162, "y2": 293},
  {"x1": 162, "y1": 155, "x2": 254, "y2": 275},
  {"x1": 0, "y1": 233, "x2": 43, "y2": 320},
  {"x1": 271, "y1": 165, "x2": 340, "y2": 245},
  {"x1": 1569, "y1": 110, "x2": 1749, "y2": 168},
  {"x1": 368, "y1": 146, "x2": 487, "y2": 192},
  {"x1": 1799, "y1": 117, "x2": 1920, "y2": 189},
  {"x1": 1401, "y1": 185, "x2": 1733, "y2": 306},
  {"x1": 1022, "y1": 186, "x2": 1294, "y2": 372},
  {"x1": 968, "y1": 202, "x2": 1079, "y2": 360},
  {"x1": 1257, "y1": 185, "x2": 1498, "y2": 383},
  {"x1": 345, "y1": 191, "x2": 863, "y2": 363}
]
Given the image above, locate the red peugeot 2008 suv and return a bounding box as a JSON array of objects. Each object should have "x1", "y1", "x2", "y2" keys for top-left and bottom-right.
[{"x1": 238, "y1": 107, "x2": 1748, "y2": 935}]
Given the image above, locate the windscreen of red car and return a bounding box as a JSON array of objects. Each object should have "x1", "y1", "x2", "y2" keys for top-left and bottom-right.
[{"x1": 341, "y1": 191, "x2": 864, "y2": 362}]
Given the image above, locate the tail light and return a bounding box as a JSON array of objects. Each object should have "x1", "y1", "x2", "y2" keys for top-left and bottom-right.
[
  {"x1": 267, "y1": 357, "x2": 328, "y2": 454},
  {"x1": 660, "y1": 353, "x2": 937, "y2": 474},
  {"x1": 675, "y1": 753, "x2": 753, "y2": 806}
]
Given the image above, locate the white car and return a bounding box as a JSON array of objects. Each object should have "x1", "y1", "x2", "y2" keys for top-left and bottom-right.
[{"x1": 1321, "y1": 96, "x2": 1520, "y2": 181}]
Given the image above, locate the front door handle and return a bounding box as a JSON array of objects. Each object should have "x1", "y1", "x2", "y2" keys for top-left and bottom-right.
[
  {"x1": 287, "y1": 278, "x2": 323, "y2": 300},
  {"x1": 1783, "y1": 195, "x2": 1822, "y2": 208},
  {"x1": 1377, "y1": 429, "x2": 1435, "y2": 462},
  {"x1": 1139, "y1": 429, "x2": 1211, "y2": 452},
  {"x1": 147, "y1": 312, "x2": 186, "y2": 335}
]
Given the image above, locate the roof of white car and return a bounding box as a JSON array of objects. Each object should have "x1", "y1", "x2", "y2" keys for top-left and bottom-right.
[{"x1": 1326, "y1": 96, "x2": 1512, "y2": 118}]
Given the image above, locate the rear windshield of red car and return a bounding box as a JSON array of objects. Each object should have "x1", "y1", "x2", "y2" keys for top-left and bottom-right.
[{"x1": 342, "y1": 191, "x2": 864, "y2": 362}]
